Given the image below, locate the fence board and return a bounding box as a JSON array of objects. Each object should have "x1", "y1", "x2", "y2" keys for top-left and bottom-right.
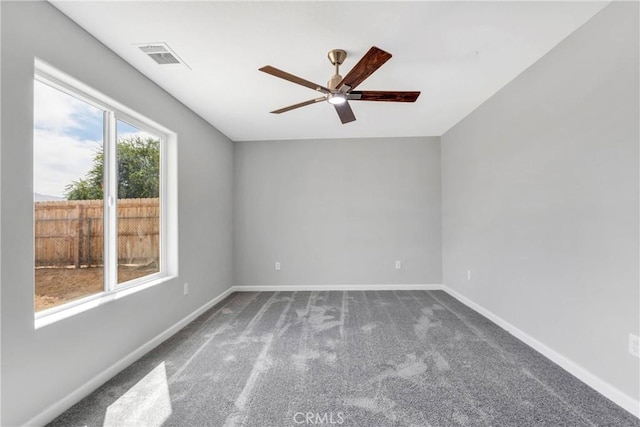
[{"x1": 34, "y1": 198, "x2": 159, "y2": 267}]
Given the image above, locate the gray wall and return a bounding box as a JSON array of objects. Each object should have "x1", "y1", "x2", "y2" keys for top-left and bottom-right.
[
  {"x1": 1, "y1": 2, "x2": 234, "y2": 425},
  {"x1": 234, "y1": 137, "x2": 442, "y2": 286},
  {"x1": 442, "y1": 1, "x2": 639, "y2": 401}
]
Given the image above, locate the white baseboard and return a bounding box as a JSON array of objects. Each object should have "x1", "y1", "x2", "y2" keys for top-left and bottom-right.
[
  {"x1": 24, "y1": 286, "x2": 235, "y2": 427},
  {"x1": 442, "y1": 285, "x2": 640, "y2": 418},
  {"x1": 231, "y1": 284, "x2": 443, "y2": 292}
]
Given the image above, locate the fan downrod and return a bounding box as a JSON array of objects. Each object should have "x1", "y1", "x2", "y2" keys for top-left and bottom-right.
[{"x1": 327, "y1": 49, "x2": 347, "y2": 90}]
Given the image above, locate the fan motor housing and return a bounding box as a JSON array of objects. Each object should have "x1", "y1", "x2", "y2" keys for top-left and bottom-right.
[{"x1": 327, "y1": 74, "x2": 342, "y2": 90}]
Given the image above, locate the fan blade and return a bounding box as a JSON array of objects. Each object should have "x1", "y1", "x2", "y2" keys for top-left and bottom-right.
[
  {"x1": 259, "y1": 66, "x2": 330, "y2": 94},
  {"x1": 270, "y1": 97, "x2": 325, "y2": 114},
  {"x1": 334, "y1": 102, "x2": 356, "y2": 124},
  {"x1": 349, "y1": 91, "x2": 420, "y2": 102},
  {"x1": 338, "y1": 46, "x2": 392, "y2": 90}
]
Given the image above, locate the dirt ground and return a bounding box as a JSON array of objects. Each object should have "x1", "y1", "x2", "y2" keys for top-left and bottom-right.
[{"x1": 35, "y1": 265, "x2": 158, "y2": 312}]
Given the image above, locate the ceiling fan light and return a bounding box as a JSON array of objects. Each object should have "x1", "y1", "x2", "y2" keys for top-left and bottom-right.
[{"x1": 327, "y1": 93, "x2": 347, "y2": 105}]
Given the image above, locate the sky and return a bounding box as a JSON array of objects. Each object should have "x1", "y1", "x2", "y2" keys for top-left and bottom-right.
[{"x1": 33, "y1": 80, "x2": 154, "y2": 199}]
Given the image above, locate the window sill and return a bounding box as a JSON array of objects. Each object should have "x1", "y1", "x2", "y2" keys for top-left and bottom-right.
[{"x1": 34, "y1": 274, "x2": 174, "y2": 329}]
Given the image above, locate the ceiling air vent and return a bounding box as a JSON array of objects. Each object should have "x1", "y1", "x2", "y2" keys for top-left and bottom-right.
[
  {"x1": 148, "y1": 52, "x2": 180, "y2": 65},
  {"x1": 135, "y1": 42, "x2": 190, "y2": 69}
]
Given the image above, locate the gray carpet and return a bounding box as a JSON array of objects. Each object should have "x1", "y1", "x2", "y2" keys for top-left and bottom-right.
[{"x1": 49, "y1": 291, "x2": 639, "y2": 426}]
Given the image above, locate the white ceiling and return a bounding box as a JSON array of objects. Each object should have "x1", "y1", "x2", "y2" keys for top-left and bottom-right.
[{"x1": 51, "y1": 1, "x2": 608, "y2": 142}]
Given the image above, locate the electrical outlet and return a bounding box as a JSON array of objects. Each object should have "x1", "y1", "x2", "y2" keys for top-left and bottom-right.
[
  {"x1": 629, "y1": 333, "x2": 639, "y2": 358},
  {"x1": 395, "y1": 260, "x2": 402, "y2": 270},
  {"x1": 183, "y1": 282, "x2": 189, "y2": 296},
  {"x1": 275, "y1": 262, "x2": 281, "y2": 271},
  {"x1": 467, "y1": 270, "x2": 472, "y2": 281}
]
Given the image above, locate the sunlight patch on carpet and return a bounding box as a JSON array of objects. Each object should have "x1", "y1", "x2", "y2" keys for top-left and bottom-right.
[{"x1": 103, "y1": 362, "x2": 172, "y2": 426}]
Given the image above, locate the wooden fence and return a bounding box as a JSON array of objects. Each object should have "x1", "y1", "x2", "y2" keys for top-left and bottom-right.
[{"x1": 34, "y1": 198, "x2": 159, "y2": 268}]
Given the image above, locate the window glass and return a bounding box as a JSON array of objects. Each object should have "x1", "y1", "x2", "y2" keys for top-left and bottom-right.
[
  {"x1": 116, "y1": 119, "x2": 161, "y2": 285},
  {"x1": 33, "y1": 80, "x2": 105, "y2": 311}
]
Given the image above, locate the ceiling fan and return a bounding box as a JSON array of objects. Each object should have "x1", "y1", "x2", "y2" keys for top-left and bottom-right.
[{"x1": 259, "y1": 46, "x2": 421, "y2": 124}]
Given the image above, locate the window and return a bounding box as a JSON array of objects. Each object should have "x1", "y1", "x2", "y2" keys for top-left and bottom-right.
[{"x1": 33, "y1": 60, "x2": 176, "y2": 324}]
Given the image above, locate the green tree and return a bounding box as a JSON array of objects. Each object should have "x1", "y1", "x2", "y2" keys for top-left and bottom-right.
[
  {"x1": 65, "y1": 136, "x2": 159, "y2": 200},
  {"x1": 64, "y1": 177, "x2": 102, "y2": 200}
]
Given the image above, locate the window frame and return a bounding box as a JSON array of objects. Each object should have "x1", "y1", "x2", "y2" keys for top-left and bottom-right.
[{"x1": 34, "y1": 59, "x2": 178, "y2": 328}]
